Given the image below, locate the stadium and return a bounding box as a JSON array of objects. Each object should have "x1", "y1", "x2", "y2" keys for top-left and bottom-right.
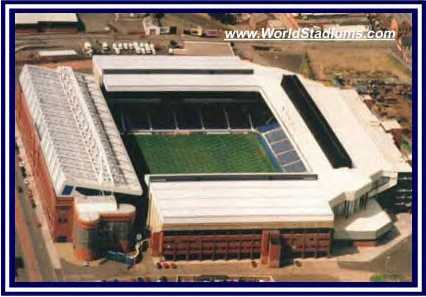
[{"x1": 16, "y1": 56, "x2": 411, "y2": 267}]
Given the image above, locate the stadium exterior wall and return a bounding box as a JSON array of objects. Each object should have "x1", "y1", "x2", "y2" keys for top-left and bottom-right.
[
  {"x1": 16, "y1": 85, "x2": 136, "y2": 261},
  {"x1": 150, "y1": 228, "x2": 332, "y2": 267},
  {"x1": 16, "y1": 86, "x2": 68, "y2": 238}
]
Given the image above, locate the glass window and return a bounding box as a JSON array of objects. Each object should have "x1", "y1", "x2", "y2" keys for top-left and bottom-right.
[{"x1": 61, "y1": 185, "x2": 74, "y2": 196}]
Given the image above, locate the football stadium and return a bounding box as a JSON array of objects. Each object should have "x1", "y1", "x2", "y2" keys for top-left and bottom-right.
[{"x1": 16, "y1": 55, "x2": 412, "y2": 267}]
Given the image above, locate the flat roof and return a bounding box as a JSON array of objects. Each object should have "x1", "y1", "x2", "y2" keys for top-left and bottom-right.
[
  {"x1": 93, "y1": 56, "x2": 251, "y2": 72},
  {"x1": 15, "y1": 13, "x2": 78, "y2": 25},
  {"x1": 38, "y1": 49, "x2": 78, "y2": 57},
  {"x1": 19, "y1": 65, "x2": 142, "y2": 196},
  {"x1": 334, "y1": 200, "x2": 392, "y2": 240},
  {"x1": 149, "y1": 179, "x2": 334, "y2": 231}
]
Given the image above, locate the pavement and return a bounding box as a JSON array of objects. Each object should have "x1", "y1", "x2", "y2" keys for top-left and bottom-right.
[
  {"x1": 14, "y1": 227, "x2": 29, "y2": 281},
  {"x1": 336, "y1": 213, "x2": 413, "y2": 281},
  {"x1": 57, "y1": 247, "x2": 376, "y2": 282},
  {"x1": 337, "y1": 213, "x2": 412, "y2": 263}
]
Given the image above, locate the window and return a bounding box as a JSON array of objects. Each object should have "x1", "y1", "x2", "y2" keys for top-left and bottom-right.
[
  {"x1": 75, "y1": 187, "x2": 105, "y2": 196},
  {"x1": 61, "y1": 185, "x2": 73, "y2": 196}
]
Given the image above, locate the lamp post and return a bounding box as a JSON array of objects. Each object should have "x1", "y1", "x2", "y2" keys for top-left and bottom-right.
[{"x1": 385, "y1": 255, "x2": 391, "y2": 280}]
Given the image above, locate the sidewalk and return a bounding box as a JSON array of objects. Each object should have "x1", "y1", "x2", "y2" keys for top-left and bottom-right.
[
  {"x1": 15, "y1": 126, "x2": 62, "y2": 273},
  {"x1": 15, "y1": 195, "x2": 42, "y2": 281}
]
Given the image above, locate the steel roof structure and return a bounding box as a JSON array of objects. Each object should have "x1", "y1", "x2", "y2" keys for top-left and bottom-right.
[{"x1": 19, "y1": 65, "x2": 142, "y2": 196}]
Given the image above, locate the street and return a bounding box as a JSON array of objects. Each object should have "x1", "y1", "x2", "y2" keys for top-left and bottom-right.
[{"x1": 15, "y1": 149, "x2": 62, "y2": 281}]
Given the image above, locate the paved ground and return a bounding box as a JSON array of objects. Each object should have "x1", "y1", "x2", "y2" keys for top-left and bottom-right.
[
  {"x1": 53, "y1": 212, "x2": 412, "y2": 282},
  {"x1": 56, "y1": 244, "x2": 378, "y2": 282},
  {"x1": 337, "y1": 213, "x2": 413, "y2": 281},
  {"x1": 14, "y1": 227, "x2": 28, "y2": 282}
]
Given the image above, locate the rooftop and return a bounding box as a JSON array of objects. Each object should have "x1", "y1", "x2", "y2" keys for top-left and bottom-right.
[
  {"x1": 19, "y1": 65, "x2": 142, "y2": 196},
  {"x1": 93, "y1": 56, "x2": 252, "y2": 73},
  {"x1": 149, "y1": 179, "x2": 334, "y2": 232},
  {"x1": 38, "y1": 49, "x2": 78, "y2": 57},
  {"x1": 15, "y1": 13, "x2": 78, "y2": 25}
]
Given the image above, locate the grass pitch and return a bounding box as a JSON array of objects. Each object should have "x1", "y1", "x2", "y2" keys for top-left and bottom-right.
[{"x1": 127, "y1": 133, "x2": 279, "y2": 174}]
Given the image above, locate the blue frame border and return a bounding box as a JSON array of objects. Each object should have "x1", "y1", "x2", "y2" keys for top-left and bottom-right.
[{"x1": 1, "y1": 1, "x2": 422, "y2": 295}]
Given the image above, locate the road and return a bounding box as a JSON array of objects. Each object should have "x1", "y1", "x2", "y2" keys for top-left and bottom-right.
[
  {"x1": 15, "y1": 150, "x2": 61, "y2": 281},
  {"x1": 370, "y1": 236, "x2": 412, "y2": 280}
]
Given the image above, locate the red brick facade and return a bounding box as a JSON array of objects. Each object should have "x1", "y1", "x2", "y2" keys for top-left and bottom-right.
[
  {"x1": 150, "y1": 228, "x2": 332, "y2": 267},
  {"x1": 17, "y1": 84, "x2": 137, "y2": 261},
  {"x1": 16, "y1": 86, "x2": 74, "y2": 241}
]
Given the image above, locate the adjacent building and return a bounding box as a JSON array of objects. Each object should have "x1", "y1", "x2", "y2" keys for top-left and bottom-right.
[{"x1": 15, "y1": 13, "x2": 80, "y2": 34}]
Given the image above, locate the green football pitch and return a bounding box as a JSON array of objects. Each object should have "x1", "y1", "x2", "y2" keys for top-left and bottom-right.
[{"x1": 126, "y1": 133, "x2": 279, "y2": 174}]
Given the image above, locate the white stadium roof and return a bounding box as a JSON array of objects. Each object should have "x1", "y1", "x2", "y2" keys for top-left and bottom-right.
[
  {"x1": 93, "y1": 56, "x2": 250, "y2": 72},
  {"x1": 149, "y1": 179, "x2": 335, "y2": 231},
  {"x1": 19, "y1": 65, "x2": 142, "y2": 196},
  {"x1": 92, "y1": 56, "x2": 410, "y2": 235}
]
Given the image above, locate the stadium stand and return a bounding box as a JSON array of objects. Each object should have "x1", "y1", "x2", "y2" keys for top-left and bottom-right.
[
  {"x1": 175, "y1": 104, "x2": 203, "y2": 129},
  {"x1": 225, "y1": 104, "x2": 251, "y2": 129},
  {"x1": 281, "y1": 75, "x2": 352, "y2": 169},
  {"x1": 201, "y1": 103, "x2": 228, "y2": 129},
  {"x1": 149, "y1": 104, "x2": 176, "y2": 130},
  {"x1": 122, "y1": 104, "x2": 150, "y2": 130},
  {"x1": 261, "y1": 125, "x2": 307, "y2": 172},
  {"x1": 113, "y1": 95, "x2": 276, "y2": 133}
]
